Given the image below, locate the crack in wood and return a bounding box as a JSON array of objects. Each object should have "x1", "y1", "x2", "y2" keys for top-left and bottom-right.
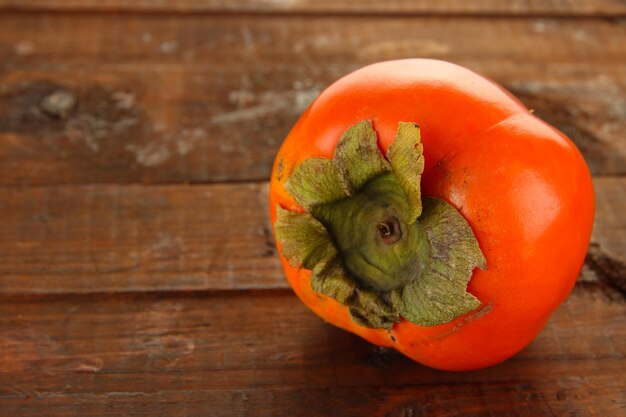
[{"x1": 584, "y1": 243, "x2": 626, "y2": 300}]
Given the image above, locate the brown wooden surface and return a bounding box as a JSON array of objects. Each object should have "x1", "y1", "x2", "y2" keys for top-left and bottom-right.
[
  {"x1": 0, "y1": 2, "x2": 625, "y2": 416},
  {"x1": 0, "y1": 287, "x2": 625, "y2": 416},
  {"x1": 1, "y1": 14, "x2": 625, "y2": 184}
]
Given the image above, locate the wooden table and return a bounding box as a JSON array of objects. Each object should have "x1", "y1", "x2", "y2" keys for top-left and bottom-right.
[{"x1": 1, "y1": 1, "x2": 625, "y2": 416}]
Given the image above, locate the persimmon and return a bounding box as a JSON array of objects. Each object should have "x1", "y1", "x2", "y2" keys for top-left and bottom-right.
[{"x1": 269, "y1": 59, "x2": 594, "y2": 371}]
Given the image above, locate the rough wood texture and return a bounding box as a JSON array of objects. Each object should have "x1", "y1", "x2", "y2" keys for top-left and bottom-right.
[
  {"x1": 0, "y1": 182, "x2": 282, "y2": 294},
  {"x1": 0, "y1": 178, "x2": 622, "y2": 295},
  {"x1": 1, "y1": 3, "x2": 624, "y2": 416},
  {"x1": 0, "y1": 286, "x2": 624, "y2": 416},
  {"x1": 1, "y1": 14, "x2": 625, "y2": 184},
  {"x1": 591, "y1": 177, "x2": 626, "y2": 262},
  {"x1": 1, "y1": 0, "x2": 625, "y2": 16}
]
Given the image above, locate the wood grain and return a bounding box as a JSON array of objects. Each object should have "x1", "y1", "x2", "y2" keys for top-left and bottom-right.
[
  {"x1": 0, "y1": 182, "x2": 283, "y2": 294},
  {"x1": 0, "y1": 178, "x2": 622, "y2": 295},
  {"x1": 0, "y1": 4, "x2": 623, "y2": 417},
  {"x1": 1, "y1": 0, "x2": 625, "y2": 16},
  {"x1": 0, "y1": 286, "x2": 624, "y2": 416},
  {"x1": 591, "y1": 177, "x2": 626, "y2": 262},
  {"x1": 0, "y1": 14, "x2": 625, "y2": 184}
]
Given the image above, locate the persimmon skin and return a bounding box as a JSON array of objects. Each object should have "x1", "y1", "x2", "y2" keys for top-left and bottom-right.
[{"x1": 269, "y1": 59, "x2": 594, "y2": 371}]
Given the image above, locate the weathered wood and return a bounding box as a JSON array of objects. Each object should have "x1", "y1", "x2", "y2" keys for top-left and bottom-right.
[
  {"x1": 582, "y1": 177, "x2": 626, "y2": 298},
  {"x1": 2, "y1": 14, "x2": 623, "y2": 67},
  {"x1": 0, "y1": 178, "x2": 622, "y2": 295},
  {"x1": 0, "y1": 14, "x2": 624, "y2": 184},
  {"x1": 592, "y1": 177, "x2": 626, "y2": 261},
  {"x1": 0, "y1": 286, "x2": 624, "y2": 416},
  {"x1": 0, "y1": 6, "x2": 622, "y2": 417},
  {"x1": 0, "y1": 182, "x2": 283, "y2": 294},
  {"x1": 1, "y1": 0, "x2": 625, "y2": 16}
]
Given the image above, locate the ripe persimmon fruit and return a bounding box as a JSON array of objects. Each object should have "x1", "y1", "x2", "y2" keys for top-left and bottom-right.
[{"x1": 269, "y1": 59, "x2": 594, "y2": 371}]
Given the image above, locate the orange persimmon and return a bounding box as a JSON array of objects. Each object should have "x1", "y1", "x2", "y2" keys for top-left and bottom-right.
[{"x1": 269, "y1": 59, "x2": 594, "y2": 371}]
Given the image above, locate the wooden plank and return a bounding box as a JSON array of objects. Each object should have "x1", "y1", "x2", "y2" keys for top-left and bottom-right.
[
  {"x1": 0, "y1": 178, "x2": 623, "y2": 295},
  {"x1": 0, "y1": 14, "x2": 625, "y2": 184},
  {"x1": 0, "y1": 182, "x2": 283, "y2": 294},
  {"x1": 1, "y1": 0, "x2": 625, "y2": 16},
  {"x1": 0, "y1": 285, "x2": 624, "y2": 416}
]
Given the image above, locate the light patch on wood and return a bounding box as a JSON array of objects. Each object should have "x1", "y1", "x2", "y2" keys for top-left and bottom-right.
[
  {"x1": 111, "y1": 91, "x2": 135, "y2": 110},
  {"x1": 159, "y1": 40, "x2": 179, "y2": 53},
  {"x1": 240, "y1": 27, "x2": 256, "y2": 55},
  {"x1": 126, "y1": 140, "x2": 170, "y2": 166},
  {"x1": 211, "y1": 90, "x2": 320, "y2": 125},
  {"x1": 14, "y1": 40, "x2": 34, "y2": 55},
  {"x1": 133, "y1": 301, "x2": 185, "y2": 336},
  {"x1": 125, "y1": 128, "x2": 206, "y2": 166},
  {"x1": 139, "y1": 232, "x2": 187, "y2": 262},
  {"x1": 142, "y1": 335, "x2": 195, "y2": 368},
  {"x1": 54, "y1": 357, "x2": 104, "y2": 373},
  {"x1": 211, "y1": 92, "x2": 289, "y2": 124}
]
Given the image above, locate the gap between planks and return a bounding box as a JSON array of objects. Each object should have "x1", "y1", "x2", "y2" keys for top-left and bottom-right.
[{"x1": 0, "y1": 0, "x2": 625, "y2": 18}]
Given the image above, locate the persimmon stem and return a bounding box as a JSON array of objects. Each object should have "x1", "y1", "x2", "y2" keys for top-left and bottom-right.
[{"x1": 312, "y1": 173, "x2": 430, "y2": 292}]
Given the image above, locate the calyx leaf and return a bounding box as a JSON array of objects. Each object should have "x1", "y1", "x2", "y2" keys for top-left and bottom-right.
[
  {"x1": 386, "y1": 122, "x2": 425, "y2": 224},
  {"x1": 274, "y1": 206, "x2": 337, "y2": 270},
  {"x1": 284, "y1": 158, "x2": 347, "y2": 212},
  {"x1": 349, "y1": 289, "x2": 400, "y2": 330},
  {"x1": 391, "y1": 197, "x2": 485, "y2": 326},
  {"x1": 311, "y1": 257, "x2": 357, "y2": 304},
  {"x1": 333, "y1": 120, "x2": 391, "y2": 195}
]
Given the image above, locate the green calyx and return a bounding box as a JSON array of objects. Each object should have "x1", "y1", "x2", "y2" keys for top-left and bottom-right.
[{"x1": 275, "y1": 121, "x2": 486, "y2": 329}]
